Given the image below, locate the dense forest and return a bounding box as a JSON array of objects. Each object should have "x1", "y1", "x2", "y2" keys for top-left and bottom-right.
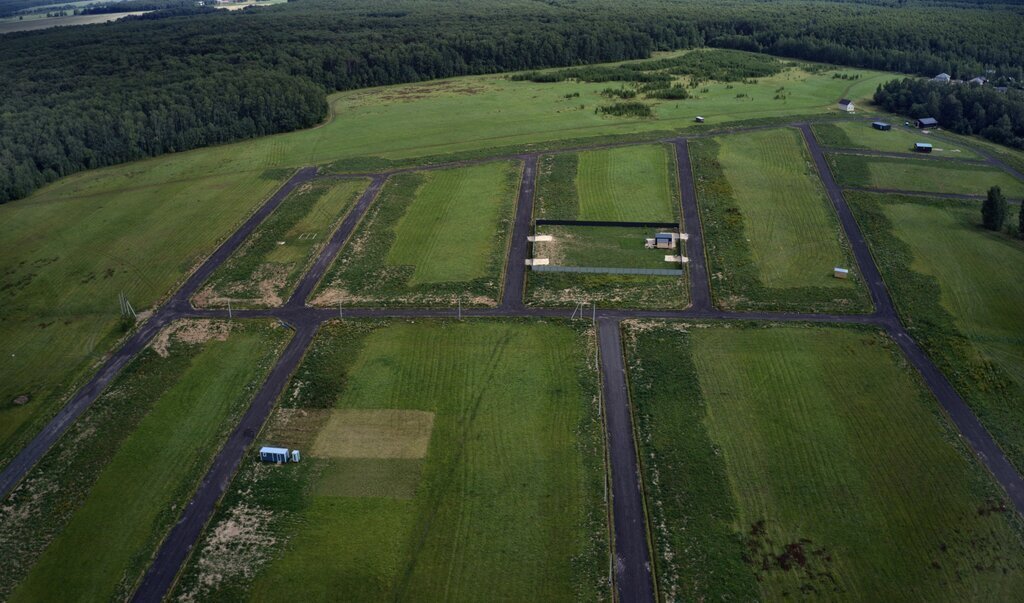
[
  {"x1": 2, "y1": 0, "x2": 1024, "y2": 203},
  {"x1": 874, "y1": 79, "x2": 1024, "y2": 148}
]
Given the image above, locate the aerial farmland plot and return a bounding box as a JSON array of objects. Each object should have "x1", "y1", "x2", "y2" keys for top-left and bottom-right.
[
  {"x1": 195, "y1": 179, "x2": 369, "y2": 308},
  {"x1": 829, "y1": 154, "x2": 1024, "y2": 197},
  {"x1": 174, "y1": 319, "x2": 609, "y2": 601},
  {"x1": 848, "y1": 191, "x2": 1024, "y2": 470},
  {"x1": 811, "y1": 121, "x2": 982, "y2": 158},
  {"x1": 624, "y1": 321, "x2": 1024, "y2": 600},
  {"x1": 692, "y1": 127, "x2": 871, "y2": 313},
  {"x1": 0, "y1": 319, "x2": 289, "y2": 602},
  {"x1": 313, "y1": 162, "x2": 520, "y2": 307}
]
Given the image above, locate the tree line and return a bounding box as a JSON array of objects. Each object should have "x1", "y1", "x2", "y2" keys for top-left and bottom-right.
[{"x1": 2, "y1": 0, "x2": 1024, "y2": 203}]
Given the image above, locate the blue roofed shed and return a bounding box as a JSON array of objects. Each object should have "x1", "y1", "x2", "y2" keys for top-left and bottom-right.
[
  {"x1": 260, "y1": 446, "x2": 290, "y2": 463},
  {"x1": 872, "y1": 121, "x2": 891, "y2": 131},
  {"x1": 915, "y1": 142, "x2": 933, "y2": 153}
]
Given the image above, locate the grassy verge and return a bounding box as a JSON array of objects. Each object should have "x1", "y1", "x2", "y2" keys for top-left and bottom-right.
[
  {"x1": 195, "y1": 179, "x2": 369, "y2": 308},
  {"x1": 313, "y1": 162, "x2": 520, "y2": 307},
  {"x1": 691, "y1": 131, "x2": 870, "y2": 313},
  {"x1": 0, "y1": 319, "x2": 289, "y2": 601},
  {"x1": 829, "y1": 154, "x2": 1024, "y2": 197},
  {"x1": 624, "y1": 320, "x2": 1024, "y2": 600},
  {"x1": 173, "y1": 319, "x2": 610, "y2": 601},
  {"x1": 847, "y1": 191, "x2": 1024, "y2": 471}
]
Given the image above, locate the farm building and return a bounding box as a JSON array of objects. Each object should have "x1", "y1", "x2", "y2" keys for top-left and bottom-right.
[
  {"x1": 917, "y1": 117, "x2": 938, "y2": 128},
  {"x1": 838, "y1": 99, "x2": 855, "y2": 112},
  {"x1": 872, "y1": 121, "x2": 891, "y2": 131},
  {"x1": 646, "y1": 232, "x2": 680, "y2": 250},
  {"x1": 259, "y1": 446, "x2": 291, "y2": 463},
  {"x1": 933, "y1": 73, "x2": 951, "y2": 83},
  {"x1": 914, "y1": 142, "x2": 933, "y2": 153}
]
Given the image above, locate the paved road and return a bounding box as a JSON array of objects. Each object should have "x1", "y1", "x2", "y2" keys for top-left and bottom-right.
[
  {"x1": 674, "y1": 140, "x2": 712, "y2": 311},
  {"x1": 598, "y1": 318, "x2": 656, "y2": 603},
  {"x1": 501, "y1": 155, "x2": 538, "y2": 309}
]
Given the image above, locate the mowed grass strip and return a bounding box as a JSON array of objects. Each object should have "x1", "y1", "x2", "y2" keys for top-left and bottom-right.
[
  {"x1": 713, "y1": 128, "x2": 854, "y2": 289},
  {"x1": 534, "y1": 225, "x2": 676, "y2": 269},
  {"x1": 388, "y1": 162, "x2": 519, "y2": 285},
  {"x1": 174, "y1": 320, "x2": 610, "y2": 601},
  {"x1": 812, "y1": 122, "x2": 981, "y2": 159},
  {"x1": 626, "y1": 322, "x2": 1024, "y2": 601},
  {"x1": 0, "y1": 168, "x2": 285, "y2": 468},
  {"x1": 575, "y1": 144, "x2": 678, "y2": 222},
  {"x1": 196, "y1": 178, "x2": 368, "y2": 308},
  {"x1": 3, "y1": 319, "x2": 288, "y2": 602},
  {"x1": 830, "y1": 154, "x2": 1024, "y2": 197}
]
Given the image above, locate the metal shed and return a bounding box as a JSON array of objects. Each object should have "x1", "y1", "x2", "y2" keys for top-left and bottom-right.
[
  {"x1": 917, "y1": 117, "x2": 938, "y2": 128},
  {"x1": 914, "y1": 142, "x2": 933, "y2": 153},
  {"x1": 259, "y1": 446, "x2": 290, "y2": 463},
  {"x1": 872, "y1": 121, "x2": 891, "y2": 131}
]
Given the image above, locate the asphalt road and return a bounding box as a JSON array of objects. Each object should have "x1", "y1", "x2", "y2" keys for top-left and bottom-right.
[{"x1": 4, "y1": 120, "x2": 1024, "y2": 602}]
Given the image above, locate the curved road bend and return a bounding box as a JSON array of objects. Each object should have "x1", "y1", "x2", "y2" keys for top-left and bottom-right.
[
  {"x1": 801, "y1": 123, "x2": 1024, "y2": 514},
  {"x1": 674, "y1": 140, "x2": 712, "y2": 311},
  {"x1": 598, "y1": 318, "x2": 656, "y2": 603},
  {"x1": 0, "y1": 166, "x2": 319, "y2": 499},
  {"x1": 501, "y1": 155, "x2": 538, "y2": 309}
]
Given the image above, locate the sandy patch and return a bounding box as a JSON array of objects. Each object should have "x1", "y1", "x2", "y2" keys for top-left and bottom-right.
[
  {"x1": 151, "y1": 319, "x2": 231, "y2": 358},
  {"x1": 312, "y1": 409, "x2": 435, "y2": 459}
]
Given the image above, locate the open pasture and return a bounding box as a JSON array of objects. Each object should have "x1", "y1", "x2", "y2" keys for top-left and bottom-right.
[
  {"x1": 625, "y1": 322, "x2": 1024, "y2": 601},
  {"x1": 691, "y1": 128, "x2": 868, "y2": 312},
  {"x1": 848, "y1": 192, "x2": 1024, "y2": 470},
  {"x1": 830, "y1": 154, "x2": 1024, "y2": 197},
  {"x1": 174, "y1": 319, "x2": 609, "y2": 601},
  {"x1": 0, "y1": 166, "x2": 286, "y2": 468},
  {"x1": 0, "y1": 319, "x2": 289, "y2": 602},
  {"x1": 314, "y1": 161, "x2": 519, "y2": 306},
  {"x1": 812, "y1": 121, "x2": 982, "y2": 158},
  {"x1": 195, "y1": 178, "x2": 368, "y2": 308}
]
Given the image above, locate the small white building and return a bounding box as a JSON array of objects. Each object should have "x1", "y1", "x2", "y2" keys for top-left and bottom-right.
[
  {"x1": 834, "y1": 267, "x2": 850, "y2": 280},
  {"x1": 838, "y1": 99, "x2": 855, "y2": 112},
  {"x1": 968, "y1": 76, "x2": 987, "y2": 86},
  {"x1": 933, "y1": 73, "x2": 951, "y2": 84}
]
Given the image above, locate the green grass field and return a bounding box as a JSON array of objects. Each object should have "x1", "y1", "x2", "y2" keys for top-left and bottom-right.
[
  {"x1": 0, "y1": 167, "x2": 287, "y2": 469},
  {"x1": 625, "y1": 322, "x2": 1024, "y2": 600},
  {"x1": 315, "y1": 161, "x2": 519, "y2": 306},
  {"x1": 829, "y1": 154, "x2": 1024, "y2": 197},
  {"x1": 691, "y1": 128, "x2": 869, "y2": 312},
  {"x1": 812, "y1": 121, "x2": 982, "y2": 158},
  {"x1": 535, "y1": 145, "x2": 679, "y2": 222},
  {"x1": 0, "y1": 319, "x2": 288, "y2": 601},
  {"x1": 173, "y1": 319, "x2": 609, "y2": 601},
  {"x1": 195, "y1": 179, "x2": 368, "y2": 308},
  {"x1": 533, "y1": 225, "x2": 678, "y2": 269},
  {"x1": 848, "y1": 191, "x2": 1024, "y2": 471}
]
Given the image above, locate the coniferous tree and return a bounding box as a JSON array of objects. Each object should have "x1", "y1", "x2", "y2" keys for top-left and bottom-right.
[{"x1": 982, "y1": 186, "x2": 1007, "y2": 231}]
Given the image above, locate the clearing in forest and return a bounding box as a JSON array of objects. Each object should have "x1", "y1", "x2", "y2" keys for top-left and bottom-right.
[
  {"x1": 625, "y1": 322, "x2": 1024, "y2": 601},
  {"x1": 173, "y1": 319, "x2": 610, "y2": 602}
]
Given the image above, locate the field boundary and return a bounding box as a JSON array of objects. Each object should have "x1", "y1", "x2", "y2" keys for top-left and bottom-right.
[
  {"x1": 532, "y1": 265, "x2": 683, "y2": 276},
  {"x1": 536, "y1": 219, "x2": 679, "y2": 228}
]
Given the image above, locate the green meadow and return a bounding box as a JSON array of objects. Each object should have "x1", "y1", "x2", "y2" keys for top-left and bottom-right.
[
  {"x1": 625, "y1": 322, "x2": 1024, "y2": 601},
  {"x1": 812, "y1": 121, "x2": 982, "y2": 158},
  {"x1": 314, "y1": 161, "x2": 520, "y2": 306},
  {"x1": 691, "y1": 128, "x2": 869, "y2": 313},
  {"x1": 0, "y1": 319, "x2": 288, "y2": 602},
  {"x1": 174, "y1": 319, "x2": 609, "y2": 601},
  {"x1": 848, "y1": 192, "x2": 1024, "y2": 471},
  {"x1": 533, "y1": 225, "x2": 678, "y2": 270},
  {"x1": 830, "y1": 154, "x2": 1024, "y2": 197}
]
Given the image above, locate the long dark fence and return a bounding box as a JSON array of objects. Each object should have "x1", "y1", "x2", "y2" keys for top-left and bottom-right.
[{"x1": 535, "y1": 219, "x2": 679, "y2": 228}]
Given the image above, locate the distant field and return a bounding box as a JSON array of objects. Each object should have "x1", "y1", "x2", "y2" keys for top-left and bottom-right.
[
  {"x1": 314, "y1": 162, "x2": 519, "y2": 306},
  {"x1": 0, "y1": 166, "x2": 285, "y2": 469},
  {"x1": 625, "y1": 322, "x2": 1024, "y2": 600},
  {"x1": 174, "y1": 320, "x2": 609, "y2": 601},
  {"x1": 848, "y1": 191, "x2": 1024, "y2": 470},
  {"x1": 195, "y1": 179, "x2": 368, "y2": 308},
  {"x1": 812, "y1": 122, "x2": 981, "y2": 159},
  {"x1": 830, "y1": 154, "x2": 1024, "y2": 197},
  {"x1": 0, "y1": 12, "x2": 148, "y2": 34},
  {"x1": 533, "y1": 225, "x2": 677, "y2": 269},
  {"x1": 691, "y1": 128, "x2": 869, "y2": 312},
  {"x1": 0, "y1": 320, "x2": 288, "y2": 601}
]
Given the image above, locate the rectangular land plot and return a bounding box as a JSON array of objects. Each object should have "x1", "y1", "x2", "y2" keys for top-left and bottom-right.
[
  {"x1": 195, "y1": 178, "x2": 369, "y2": 308},
  {"x1": 174, "y1": 320, "x2": 610, "y2": 602},
  {"x1": 691, "y1": 128, "x2": 869, "y2": 312},
  {"x1": 625, "y1": 322, "x2": 1024, "y2": 601},
  {"x1": 0, "y1": 167, "x2": 287, "y2": 469},
  {"x1": 848, "y1": 191, "x2": 1024, "y2": 470},
  {"x1": 811, "y1": 122, "x2": 981, "y2": 158},
  {"x1": 314, "y1": 162, "x2": 520, "y2": 306},
  {"x1": 535, "y1": 145, "x2": 679, "y2": 222},
  {"x1": 830, "y1": 154, "x2": 1024, "y2": 197},
  {"x1": 0, "y1": 319, "x2": 289, "y2": 602},
  {"x1": 533, "y1": 225, "x2": 678, "y2": 270}
]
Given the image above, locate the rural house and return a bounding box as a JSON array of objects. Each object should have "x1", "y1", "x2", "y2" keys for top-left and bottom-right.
[
  {"x1": 916, "y1": 117, "x2": 938, "y2": 128},
  {"x1": 838, "y1": 99, "x2": 855, "y2": 112},
  {"x1": 933, "y1": 73, "x2": 951, "y2": 83}
]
